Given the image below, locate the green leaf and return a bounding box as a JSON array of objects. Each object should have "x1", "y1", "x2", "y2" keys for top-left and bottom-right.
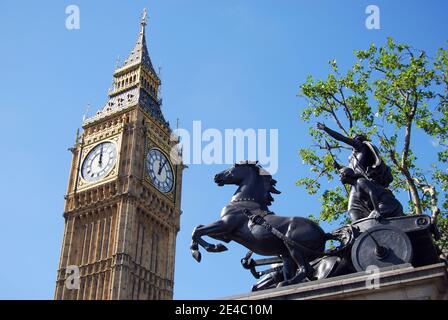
[{"x1": 297, "y1": 38, "x2": 448, "y2": 252}]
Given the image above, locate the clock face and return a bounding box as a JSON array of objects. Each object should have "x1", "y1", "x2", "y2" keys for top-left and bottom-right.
[
  {"x1": 81, "y1": 141, "x2": 117, "y2": 183},
  {"x1": 146, "y1": 148, "x2": 174, "y2": 193}
]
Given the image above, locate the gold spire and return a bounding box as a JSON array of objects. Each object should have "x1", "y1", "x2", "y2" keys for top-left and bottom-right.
[
  {"x1": 140, "y1": 8, "x2": 148, "y2": 34},
  {"x1": 85, "y1": 8, "x2": 168, "y2": 128},
  {"x1": 74, "y1": 128, "x2": 80, "y2": 145},
  {"x1": 116, "y1": 8, "x2": 157, "y2": 74}
]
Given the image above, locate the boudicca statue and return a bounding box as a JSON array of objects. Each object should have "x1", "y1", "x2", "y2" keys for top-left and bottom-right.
[
  {"x1": 191, "y1": 157, "x2": 442, "y2": 291},
  {"x1": 317, "y1": 122, "x2": 396, "y2": 222}
]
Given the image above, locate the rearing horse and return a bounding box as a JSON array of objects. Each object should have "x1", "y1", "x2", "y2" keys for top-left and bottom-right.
[{"x1": 191, "y1": 161, "x2": 328, "y2": 287}]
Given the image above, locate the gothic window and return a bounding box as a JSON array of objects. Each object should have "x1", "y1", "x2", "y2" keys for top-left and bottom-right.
[
  {"x1": 134, "y1": 223, "x2": 145, "y2": 264},
  {"x1": 166, "y1": 235, "x2": 171, "y2": 278},
  {"x1": 151, "y1": 232, "x2": 159, "y2": 273},
  {"x1": 97, "y1": 219, "x2": 105, "y2": 261}
]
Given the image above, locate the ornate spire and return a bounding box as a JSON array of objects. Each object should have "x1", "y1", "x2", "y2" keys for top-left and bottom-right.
[
  {"x1": 84, "y1": 9, "x2": 168, "y2": 128},
  {"x1": 140, "y1": 8, "x2": 148, "y2": 33},
  {"x1": 119, "y1": 8, "x2": 157, "y2": 75}
]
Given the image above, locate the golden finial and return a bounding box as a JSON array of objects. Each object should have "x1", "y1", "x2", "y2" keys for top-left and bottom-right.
[
  {"x1": 140, "y1": 8, "x2": 148, "y2": 33},
  {"x1": 75, "y1": 128, "x2": 80, "y2": 145},
  {"x1": 82, "y1": 103, "x2": 90, "y2": 122},
  {"x1": 115, "y1": 55, "x2": 120, "y2": 69}
]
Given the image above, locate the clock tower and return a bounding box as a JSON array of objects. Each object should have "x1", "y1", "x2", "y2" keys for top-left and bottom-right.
[{"x1": 54, "y1": 9, "x2": 183, "y2": 300}]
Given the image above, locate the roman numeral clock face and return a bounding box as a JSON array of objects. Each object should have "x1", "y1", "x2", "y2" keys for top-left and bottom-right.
[
  {"x1": 146, "y1": 148, "x2": 174, "y2": 193},
  {"x1": 81, "y1": 141, "x2": 117, "y2": 183}
]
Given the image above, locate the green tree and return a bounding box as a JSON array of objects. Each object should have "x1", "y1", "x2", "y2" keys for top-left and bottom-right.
[{"x1": 297, "y1": 38, "x2": 448, "y2": 252}]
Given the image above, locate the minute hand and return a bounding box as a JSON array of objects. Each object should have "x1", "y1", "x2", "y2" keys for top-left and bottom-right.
[
  {"x1": 99, "y1": 145, "x2": 104, "y2": 166},
  {"x1": 158, "y1": 159, "x2": 167, "y2": 175}
]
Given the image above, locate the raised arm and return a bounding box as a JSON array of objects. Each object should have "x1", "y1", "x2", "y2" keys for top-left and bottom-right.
[{"x1": 317, "y1": 123, "x2": 363, "y2": 149}]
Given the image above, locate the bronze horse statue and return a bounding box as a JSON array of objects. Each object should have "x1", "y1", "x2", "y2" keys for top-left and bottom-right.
[{"x1": 190, "y1": 161, "x2": 330, "y2": 287}]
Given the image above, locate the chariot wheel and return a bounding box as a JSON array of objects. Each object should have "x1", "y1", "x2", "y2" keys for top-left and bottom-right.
[{"x1": 351, "y1": 225, "x2": 413, "y2": 272}]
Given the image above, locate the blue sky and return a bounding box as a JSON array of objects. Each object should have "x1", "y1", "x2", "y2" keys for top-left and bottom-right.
[{"x1": 0, "y1": 1, "x2": 446, "y2": 299}]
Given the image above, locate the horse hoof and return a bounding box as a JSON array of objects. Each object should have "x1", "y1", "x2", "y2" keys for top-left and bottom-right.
[
  {"x1": 214, "y1": 244, "x2": 228, "y2": 252},
  {"x1": 277, "y1": 272, "x2": 308, "y2": 287},
  {"x1": 276, "y1": 280, "x2": 290, "y2": 288},
  {"x1": 191, "y1": 250, "x2": 202, "y2": 263},
  {"x1": 205, "y1": 244, "x2": 228, "y2": 253}
]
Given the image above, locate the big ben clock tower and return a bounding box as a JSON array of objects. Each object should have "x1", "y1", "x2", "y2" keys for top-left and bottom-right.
[{"x1": 54, "y1": 9, "x2": 183, "y2": 300}]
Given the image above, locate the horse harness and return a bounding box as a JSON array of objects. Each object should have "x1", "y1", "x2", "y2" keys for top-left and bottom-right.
[{"x1": 242, "y1": 209, "x2": 326, "y2": 258}]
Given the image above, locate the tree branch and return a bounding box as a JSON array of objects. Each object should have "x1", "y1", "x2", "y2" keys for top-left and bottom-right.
[
  {"x1": 401, "y1": 94, "x2": 417, "y2": 169},
  {"x1": 416, "y1": 179, "x2": 441, "y2": 221},
  {"x1": 324, "y1": 97, "x2": 349, "y2": 136},
  {"x1": 334, "y1": 89, "x2": 353, "y2": 129}
]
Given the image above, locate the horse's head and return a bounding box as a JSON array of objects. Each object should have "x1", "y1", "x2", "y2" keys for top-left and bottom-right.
[
  {"x1": 214, "y1": 161, "x2": 281, "y2": 207},
  {"x1": 214, "y1": 162, "x2": 253, "y2": 186}
]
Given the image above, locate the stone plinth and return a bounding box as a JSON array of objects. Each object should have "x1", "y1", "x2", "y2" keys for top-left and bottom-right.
[{"x1": 226, "y1": 263, "x2": 448, "y2": 300}]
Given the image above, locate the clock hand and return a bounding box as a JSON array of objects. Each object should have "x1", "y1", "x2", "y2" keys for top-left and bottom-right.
[
  {"x1": 158, "y1": 159, "x2": 166, "y2": 175},
  {"x1": 99, "y1": 145, "x2": 104, "y2": 166}
]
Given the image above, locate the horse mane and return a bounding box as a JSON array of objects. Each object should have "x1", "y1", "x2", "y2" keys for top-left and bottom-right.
[{"x1": 235, "y1": 161, "x2": 281, "y2": 206}]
